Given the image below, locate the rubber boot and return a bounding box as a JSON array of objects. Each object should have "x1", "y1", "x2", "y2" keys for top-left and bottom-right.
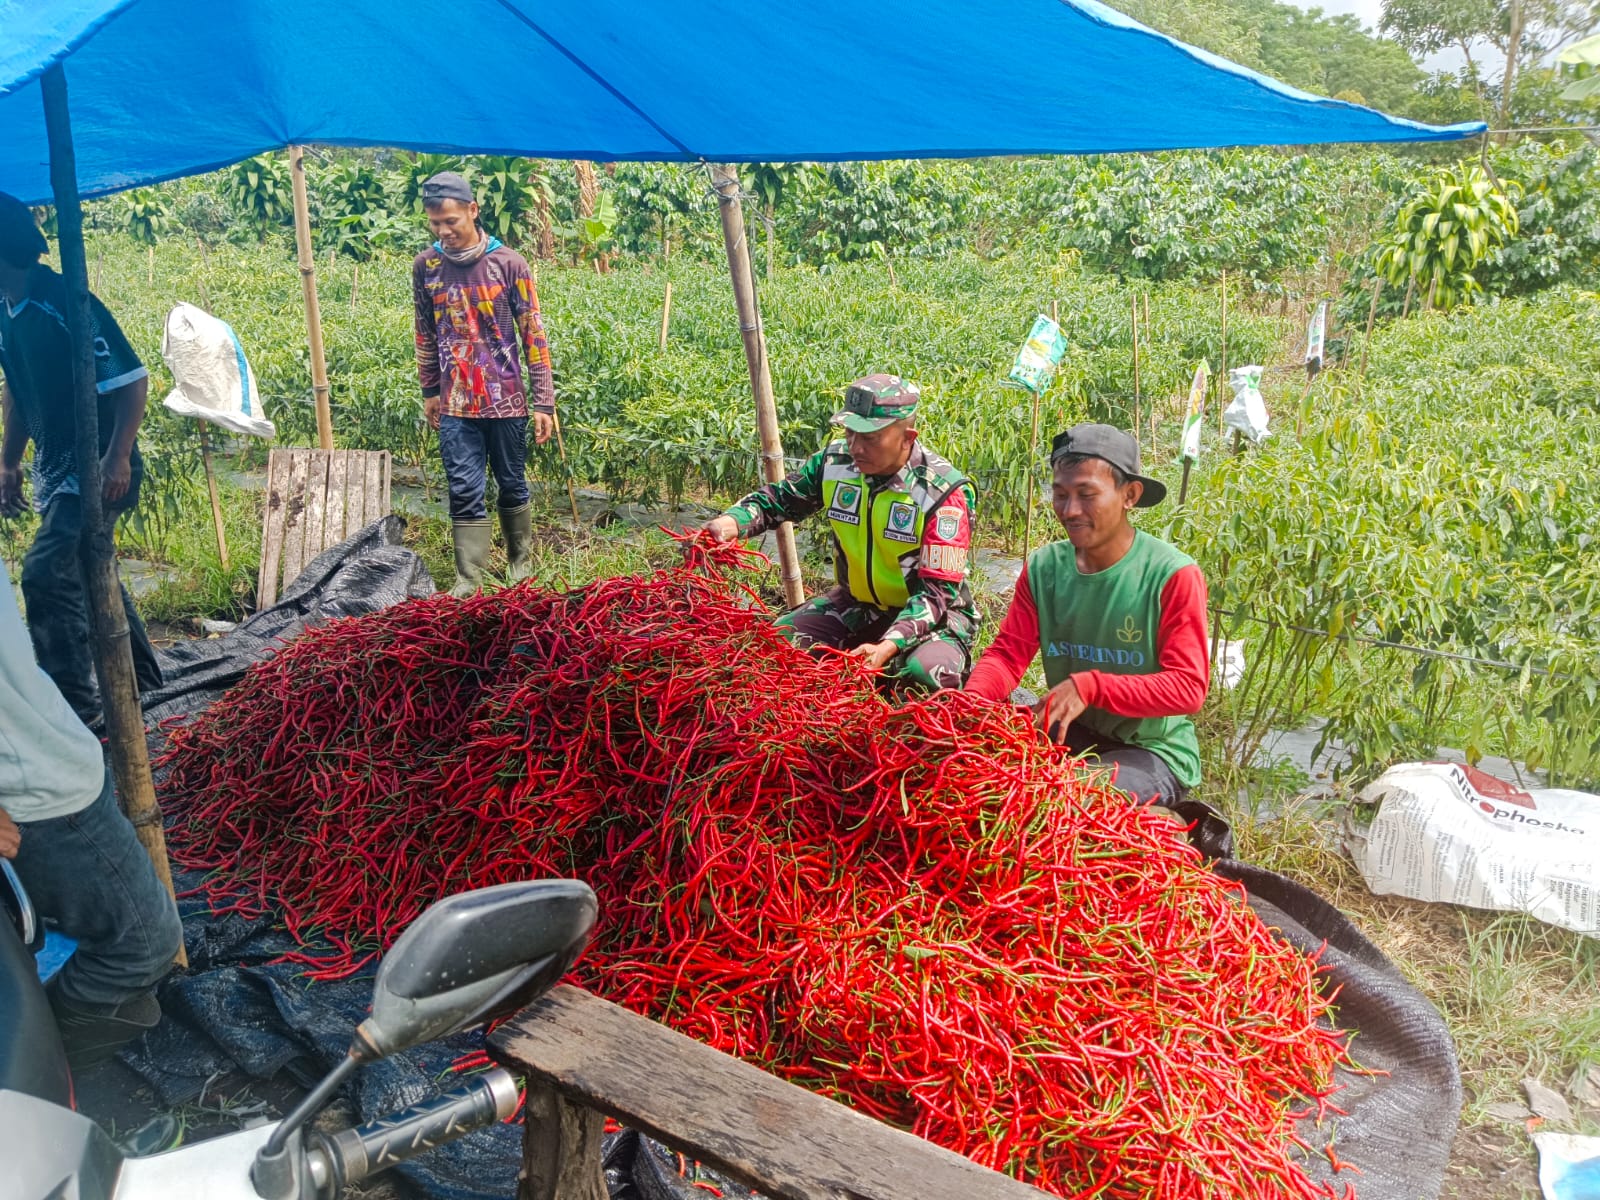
[
  {"x1": 450, "y1": 519, "x2": 493, "y2": 598},
  {"x1": 500, "y1": 502, "x2": 533, "y2": 583}
]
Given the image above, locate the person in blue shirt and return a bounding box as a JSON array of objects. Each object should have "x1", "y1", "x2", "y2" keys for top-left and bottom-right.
[{"x1": 0, "y1": 192, "x2": 162, "y2": 726}]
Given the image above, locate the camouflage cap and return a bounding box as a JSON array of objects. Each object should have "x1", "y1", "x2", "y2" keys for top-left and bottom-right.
[{"x1": 830, "y1": 374, "x2": 921, "y2": 434}]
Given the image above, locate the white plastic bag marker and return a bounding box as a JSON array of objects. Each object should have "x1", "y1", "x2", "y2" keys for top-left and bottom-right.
[
  {"x1": 1223, "y1": 365, "x2": 1270, "y2": 444},
  {"x1": 161, "y1": 302, "x2": 275, "y2": 440}
]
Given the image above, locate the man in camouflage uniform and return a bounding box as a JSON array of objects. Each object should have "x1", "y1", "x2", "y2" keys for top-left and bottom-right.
[{"x1": 703, "y1": 374, "x2": 979, "y2": 690}]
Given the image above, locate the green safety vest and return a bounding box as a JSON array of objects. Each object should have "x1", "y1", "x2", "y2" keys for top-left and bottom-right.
[
  {"x1": 819, "y1": 444, "x2": 962, "y2": 610},
  {"x1": 1030, "y1": 531, "x2": 1202, "y2": 787}
]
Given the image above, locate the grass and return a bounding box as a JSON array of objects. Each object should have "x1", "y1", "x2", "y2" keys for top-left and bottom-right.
[{"x1": 130, "y1": 480, "x2": 263, "y2": 626}]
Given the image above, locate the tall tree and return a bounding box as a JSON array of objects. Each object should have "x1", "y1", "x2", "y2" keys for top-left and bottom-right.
[{"x1": 1382, "y1": 0, "x2": 1599, "y2": 122}]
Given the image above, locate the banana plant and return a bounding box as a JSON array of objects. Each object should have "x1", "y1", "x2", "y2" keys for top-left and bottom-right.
[
  {"x1": 1375, "y1": 164, "x2": 1520, "y2": 311},
  {"x1": 565, "y1": 190, "x2": 620, "y2": 272}
]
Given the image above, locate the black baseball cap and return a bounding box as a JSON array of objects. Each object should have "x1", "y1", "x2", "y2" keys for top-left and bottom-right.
[
  {"x1": 1050, "y1": 423, "x2": 1168, "y2": 507},
  {"x1": 422, "y1": 171, "x2": 475, "y2": 206}
]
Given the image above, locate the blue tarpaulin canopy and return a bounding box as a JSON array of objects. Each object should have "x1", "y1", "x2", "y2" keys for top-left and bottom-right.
[{"x1": 2, "y1": 0, "x2": 1483, "y2": 203}]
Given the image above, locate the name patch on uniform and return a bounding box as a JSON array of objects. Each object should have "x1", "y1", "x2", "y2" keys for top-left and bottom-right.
[
  {"x1": 883, "y1": 501, "x2": 919, "y2": 543},
  {"x1": 919, "y1": 496, "x2": 971, "y2": 582},
  {"x1": 922, "y1": 544, "x2": 968, "y2": 575},
  {"x1": 828, "y1": 482, "x2": 862, "y2": 526}
]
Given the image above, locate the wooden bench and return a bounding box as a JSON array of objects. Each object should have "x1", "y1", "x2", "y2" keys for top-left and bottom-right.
[
  {"x1": 257, "y1": 448, "x2": 392, "y2": 608},
  {"x1": 488, "y1": 985, "x2": 1054, "y2": 1200}
]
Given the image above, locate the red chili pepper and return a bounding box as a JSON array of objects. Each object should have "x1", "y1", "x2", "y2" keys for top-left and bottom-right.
[{"x1": 158, "y1": 529, "x2": 1357, "y2": 1200}]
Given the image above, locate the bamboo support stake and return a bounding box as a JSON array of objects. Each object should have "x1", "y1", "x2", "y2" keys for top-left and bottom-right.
[
  {"x1": 550, "y1": 411, "x2": 582, "y2": 527},
  {"x1": 350, "y1": 261, "x2": 360, "y2": 313},
  {"x1": 658, "y1": 281, "x2": 673, "y2": 353},
  {"x1": 42, "y1": 63, "x2": 185, "y2": 965},
  {"x1": 1023, "y1": 297, "x2": 1059, "y2": 562},
  {"x1": 288, "y1": 145, "x2": 334, "y2": 451},
  {"x1": 1130, "y1": 296, "x2": 1142, "y2": 442},
  {"x1": 1024, "y1": 300, "x2": 1062, "y2": 563},
  {"x1": 1401, "y1": 275, "x2": 1416, "y2": 319},
  {"x1": 1218, "y1": 270, "x2": 1229, "y2": 436},
  {"x1": 199, "y1": 424, "x2": 230, "y2": 572},
  {"x1": 1359, "y1": 277, "x2": 1383, "y2": 377},
  {"x1": 146, "y1": 244, "x2": 154, "y2": 285},
  {"x1": 712, "y1": 164, "x2": 804, "y2": 609}
]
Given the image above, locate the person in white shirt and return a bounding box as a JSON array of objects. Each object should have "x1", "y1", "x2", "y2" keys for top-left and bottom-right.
[{"x1": 0, "y1": 556, "x2": 181, "y2": 1067}]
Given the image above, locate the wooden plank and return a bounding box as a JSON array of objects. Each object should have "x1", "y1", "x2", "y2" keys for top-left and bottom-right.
[
  {"x1": 380, "y1": 450, "x2": 391, "y2": 517},
  {"x1": 303, "y1": 450, "x2": 330, "y2": 563},
  {"x1": 256, "y1": 449, "x2": 291, "y2": 609},
  {"x1": 364, "y1": 450, "x2": 387, "y2": 527},
  {"x1": 519, "y1": 1082, "x2": 607, "y2": 1200},
  {"x1": 325, "y1": 450, "x2": 348, "y2": 548},
  {"x1": 488, "y1": 987, "x2": 1053, "y2": 1200},
  {"x1": 278, "y1": 449, "x2": 311, "y2": 589}
]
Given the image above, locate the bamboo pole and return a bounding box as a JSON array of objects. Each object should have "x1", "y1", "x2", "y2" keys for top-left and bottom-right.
[
  {"x1": 1218, "y1": 270, "x2": 1229, "y2": 436},
  {"x1": 1401, "y1": 276, "x2": 1416, "y2": 319},
  {"x1": 41, "y1": 63, "x2": 185, "y2": 964},
  {"x1": 288, "y1": 145, "x2": 334, "y2": 451},
  {"x1": 551, "y1": 411, "x2": 582, "y2": 527},
  {"x1": 1359, "y1": 277, "x2": 1383, "y2": 378},
  {"x1": 1022, "y1": 300, "x2": 1058, "y2": 560},
  {"x1": 199, "y1": 424, "x2": 230, "y2": 572},
  {"x1": 1130, "y1": 296, "x2": 1142, "y2": 442},
  {"x1": 659, "y1": 280, "x2": 673, "y2": 353},
  {"x1": 712, "y1": 164, "x2": 804, "y2": 608}
]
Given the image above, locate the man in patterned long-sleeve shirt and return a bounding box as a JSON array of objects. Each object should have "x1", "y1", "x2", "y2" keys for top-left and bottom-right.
[
  {"x1": 413, "y1": 172, "x2": 555, "y2": 596},
  {"x1": 703, "y1": 375, "x2": 979, "y2": 690}
]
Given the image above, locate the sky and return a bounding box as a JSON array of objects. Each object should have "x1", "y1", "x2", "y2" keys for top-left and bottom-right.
[{"x1": 1282, "y1": 0, "x2": 1492, "y2": 73}]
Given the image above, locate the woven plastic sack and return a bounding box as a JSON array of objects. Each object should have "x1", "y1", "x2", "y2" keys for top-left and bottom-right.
[{"x1": 161, "y1": 302, "x2": 275, "y2": 439}]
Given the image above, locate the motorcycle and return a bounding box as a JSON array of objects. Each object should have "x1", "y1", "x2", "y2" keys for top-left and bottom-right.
[{"x1": 0, "y1": 860, "x2": 597, "y2": 1200}]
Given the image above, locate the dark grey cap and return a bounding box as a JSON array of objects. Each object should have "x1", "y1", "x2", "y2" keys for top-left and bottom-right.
[
  {"x1": 422, "y1": 171, "x2": 475, "y2": 206},
  {"x1": 1050, "y1": 423, "x2": 1167, "y2": 507}
]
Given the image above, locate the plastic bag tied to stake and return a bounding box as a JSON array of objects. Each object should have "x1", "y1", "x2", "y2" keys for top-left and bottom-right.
[
  {"x1": 162, "y1": 302, "x2": 275, "y2": 440},
  {"x1": 1008, "y1": 314, "x2": 1068, "y2": 394},
  {"x1": 1224, "y1": 365, "x2": 1270, "y2": 444},
  {"x1": 1179, "y1": 361, "x2": 1210, "y2": 464}
]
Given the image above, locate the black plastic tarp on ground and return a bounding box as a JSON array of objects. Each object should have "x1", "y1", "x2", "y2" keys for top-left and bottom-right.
[{"x1": 126, "y1": 519, "x2": 1462, "y2": 1200}]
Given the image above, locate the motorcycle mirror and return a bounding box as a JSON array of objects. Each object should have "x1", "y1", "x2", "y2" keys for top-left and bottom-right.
[
  {"x1": 255, "y1": 880, "x2": 596, "y2": 1197},
  {"x1": 351, "y1": 879, "x2": 597, "y2": 1062}
]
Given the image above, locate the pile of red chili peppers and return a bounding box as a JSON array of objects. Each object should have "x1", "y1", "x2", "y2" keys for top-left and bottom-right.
[{"x1": 160, "y1": 533, "x2": 1356, "y2": 1199}]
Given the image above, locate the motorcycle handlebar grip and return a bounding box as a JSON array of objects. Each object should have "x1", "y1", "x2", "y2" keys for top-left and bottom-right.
[{"x1": 307, "y1": 1068, "x2": 520, "y2": 1196}]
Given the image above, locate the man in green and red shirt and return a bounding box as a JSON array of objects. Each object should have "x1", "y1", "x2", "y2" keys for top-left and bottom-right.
[
  {"x1": 703, "y1": 374, "x2": 979, "y2": 690},
  {"x1": 967, "y1": 424, "x2": 1209, "y2": 806}
]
